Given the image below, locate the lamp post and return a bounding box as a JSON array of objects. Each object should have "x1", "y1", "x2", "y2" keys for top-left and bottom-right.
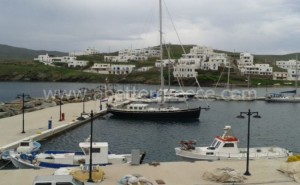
[
  {"x1": 236, "y1": 109, "x2": 261, "y2": 176},
  {"x1": 56, "y1": 89, "x2": 63, "y2": 121},
  {"x1": 17, "y1": 93, "x2": 31, "y2": 134},
  {"x1": 87, "y1": 110, "x2": 94, "y2": 183},
  {"x1": 79, "y1": 87, "x2": 87, "y2": 114}
]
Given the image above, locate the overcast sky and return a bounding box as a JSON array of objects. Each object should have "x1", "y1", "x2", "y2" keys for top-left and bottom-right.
[{"x1": 1, "y1": 0, "x2": 300, "y2": 54}]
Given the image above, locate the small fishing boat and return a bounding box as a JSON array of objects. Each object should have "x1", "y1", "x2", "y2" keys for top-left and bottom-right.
[
  {"x1": 1, "y1": 139, "x2": 41, "y2": 161},
  {"x1": 10, "y1": 140, "x2": 138, "y2": 169},
  {"x1": 175, "y1": 126, "x2": 292, "y2": 160}
]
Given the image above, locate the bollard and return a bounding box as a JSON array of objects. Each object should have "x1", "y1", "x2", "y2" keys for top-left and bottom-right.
[
  {"x1": 62, "y1": 113, "x2": 65, "y2": 121},
  {"x1": 48, "y1": 119, "x2": 52, "y2": 129}
]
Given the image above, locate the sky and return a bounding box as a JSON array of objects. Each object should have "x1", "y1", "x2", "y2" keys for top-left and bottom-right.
[{"x1": 1, "y1": 0, "x2": 300, "y2": 54}]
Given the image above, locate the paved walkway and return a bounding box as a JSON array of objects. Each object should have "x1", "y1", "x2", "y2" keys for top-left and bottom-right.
[
  {"x1": 0, "y1": 159, "x2": 297, "y2": 185},
  {"x1": 0, "y1": 99, "x2": 104, "y2": 152}
]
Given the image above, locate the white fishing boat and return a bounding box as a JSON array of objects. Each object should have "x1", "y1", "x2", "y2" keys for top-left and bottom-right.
[
  {"x1": 10, "y1": 140, "x2": 140, "y2": 169},
  {"x1": 1, "y1": 139, "x2": 41, "y2": 161},
  {"x1": 175, "y1": 126, "x2": 292, "y2": 160}
]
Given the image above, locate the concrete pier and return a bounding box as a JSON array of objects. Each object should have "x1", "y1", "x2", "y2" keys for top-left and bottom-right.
[
  {"x1": 0, "y1": 159, "x2": 297, "y2": 185},
  {"x1": 0, "y1": 99, "x2": 104, "y2": 152}
]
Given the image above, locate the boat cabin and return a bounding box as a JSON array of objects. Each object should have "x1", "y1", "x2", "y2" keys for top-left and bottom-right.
[
  {"x1": 17, "y1": 139, "x2": 36, "y2": 153},
  {"x1": 79, "y1": 142, "x2": 109, "y2": 164},
  {"x1": 127, "y1": 103, "x2": 149, "y2": 111},
  {"x1": 205, "y1": 126, "x2": 240, "y2": 155}
]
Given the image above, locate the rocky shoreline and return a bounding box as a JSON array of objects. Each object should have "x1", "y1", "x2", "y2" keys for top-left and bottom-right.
[{"x1": 0, "y1": 89, "x2": 105, "y2": 119}]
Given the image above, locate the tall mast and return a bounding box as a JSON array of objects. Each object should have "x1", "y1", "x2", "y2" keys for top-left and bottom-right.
[
  {"x1": 296, "y1": 56, "x2": 298, "y2": 94},
  {"x1": 159, "y1": 0, "x2": 164, "y2": 104},
  {"x1": 227, "y1": 61, "x2": 230, "y2": 89}
]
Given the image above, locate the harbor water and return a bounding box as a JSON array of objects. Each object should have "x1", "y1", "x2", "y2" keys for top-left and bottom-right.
[{"x1": 0, "y1": 82, "x2": 299, "y2": 163}]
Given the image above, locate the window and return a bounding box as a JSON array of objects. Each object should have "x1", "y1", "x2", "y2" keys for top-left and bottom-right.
[
  {"x1": 56, "y1": 183, "x2": 73, "y2": 185},
  {"x1": 20, "y1": 142, "x2": 29, "y2": 146},
  {"x1": 223, "y1": 143, "x2": 234, "y2": 147},
  {"x1": 91, "y1": 148, "x2": 100, "y2": 153},
  {"x1": 211, "y1": 139, "x2": 217, "y2": 147},
  {"x1": 215, "y1": 141, "x2": 221, "y2": 148}
]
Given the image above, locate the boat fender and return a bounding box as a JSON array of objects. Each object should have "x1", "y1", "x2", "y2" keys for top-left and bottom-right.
[
  {"x1": 20, "y1": 153, "x2": 28, "y2": 160},
  {"x1": 139, "y1": 152, "x2": 146, "y2": 164}
]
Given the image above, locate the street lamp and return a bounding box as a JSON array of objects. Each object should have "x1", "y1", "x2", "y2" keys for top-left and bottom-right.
[
  {"x1": 236, "y1": 109, "x2": 261, "y2": 176},
  {"x1": 16, "y1": 93, "x2": 31, "y2": 134},
  {"x1": 87, "y1": 110, "x2": 94, "y2": 183},
  {"x1": 56, "y1": 90, "x2": 63, "y2": 121},
  {"x1": 79, "y1": 87, "x2": 87, "y2": 114}
]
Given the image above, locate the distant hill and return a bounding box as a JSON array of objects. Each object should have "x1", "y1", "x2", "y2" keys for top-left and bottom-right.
[{"x1": 0, "y1": 44, "x2": 67, "y2": 61}]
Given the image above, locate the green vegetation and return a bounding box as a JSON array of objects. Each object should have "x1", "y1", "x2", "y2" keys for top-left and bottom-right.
[
  {"x1": 0, "y1": 44, "x2": 66, "y2": 60},
  {"x1": 1, "y1": 43, "x2": 300, "y2": 86}
]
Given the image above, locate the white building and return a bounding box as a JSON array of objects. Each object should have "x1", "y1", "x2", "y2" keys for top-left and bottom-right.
[
  {"x1": 104, "y1": 47, "x2": 160, "y2": 63},
  {"x1": 173, "y1": 65, "x2": 198, "y2": 78},
  {"x1": 237, "y1": 52, "x2": 254, "y2": 67},
  {"x1": 34, "y1": 54, "x2": 88, "y2": 67},
  {"x1": 69, "y1": 47, "x2": 100, "y2": 56},
  {"x1": 155, "y1": 59, "x2": 175, "y2": 68},
  {"x1": 201, "y1": 54, "x2": 228, "y2": 70},
  {"x1": 90, "y1": 63, "x2": 135, "y2": 75},
  {"x1": 111, "y1": 64, "x2": 135, "y2": 75},
  {"x1": 68, "y1": 60, "x2": 88, "y2": 67},
  {"x1": 273, "y1": 72, "x2": 288, "y2": 80},
  {"x1": 34, "y1": 54, "x2": 53, "y2": 65},
  {"x1": 240, "y1": 64, "x2": 273, "y2": 75},
  {"x1": 173, "y1": 57, "x2": 199, "y2": 78},
  {"x1": 286, "y1": 69, "x2": 300, "y2": 81},
  {"x1": 190, "y1": 46, "x2": 214, "y2": 55},
  {"x1": 137, "y1": 66, "x2": 153, "y2": 72},
  {"x1": 276, "y1": 60, "x2": 300, "y2": 70}
]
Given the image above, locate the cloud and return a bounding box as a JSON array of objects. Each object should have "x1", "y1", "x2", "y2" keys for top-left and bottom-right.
[{"x1": 0, "y1": 0, "x2": 300, "y2": 54}]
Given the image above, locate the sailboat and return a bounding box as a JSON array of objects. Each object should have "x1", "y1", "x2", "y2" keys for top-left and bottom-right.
[
  {"x1": 107, "y1": 0, "x2": 206, "y2": 119},
  {"x1": 216, "y1": 62, "x2": 255, "y2": 101},
  {"x1": 265, "y1": 58, "x2": 300, "y2": 102}
]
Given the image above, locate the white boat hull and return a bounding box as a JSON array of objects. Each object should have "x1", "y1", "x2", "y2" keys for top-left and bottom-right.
[{"x1": 175, "y1": 146, "x2": 291, "y2": 161}]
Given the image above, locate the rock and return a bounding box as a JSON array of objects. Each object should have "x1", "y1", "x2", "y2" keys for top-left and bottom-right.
[
  {"x1": 279, "y1": 161, "x2": 300, "y2": 176},
  {"x1": 202, "y1": 167, "x2": 246, "y2": 183}
]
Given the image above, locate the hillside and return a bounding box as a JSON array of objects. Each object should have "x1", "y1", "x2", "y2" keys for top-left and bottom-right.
[{"x1": 0, "y1": 44, "x2": 67, "y2": 61}]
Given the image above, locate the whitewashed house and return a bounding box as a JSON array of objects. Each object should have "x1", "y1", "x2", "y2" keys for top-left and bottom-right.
[
  {"x1": 201, "y1": 54, "x2": 228, "y2": 70},
  {"x1": 111, "y1": 64, "x2": 135, "y2": 75},
  {"x1": 69, "y1": 47, "x2": 100, "y2": 56},
  {"x1": 104, "y1": 47, "x2": 160, "y2": 63},
  {"x1": 90, "y1": 64, "x2": 110, "y2": 74},
  {"x1": 34, "y1": 54, "x2": 88, "y2": 67},
  {"x1": 276, "y1": 60, "x2": 300, "y2": 69},
  {"x1": 237, "y1": 52, "x2": 254, "y2": 67},
  {"x1": 34, "y1": 54, "x2": 53, "y2": 65},
  {"x1": 286, "y1": 69, "x2": 300, "y2": 81},
  {"x1": 68, "y1": 60, "x2": 88, "y2": 67},
  {"x1": 240, "y1": 64, "x2": 273, "y2": 75},
  {"x1": 137, "y1": 66, "x2": 153, "y2": 72},
  {"x1": 173, "y1": 58, "x2": 199, "y2": 78},
  {"x1": 190, "y1": 46, "x2": 214, "y2": 55},
  {"x1": 155, "y1": 59, "x2": 175, "y2": 68},
  {"x1": 273, "y1": 72, "x2": 288, "y2": 80},
  {"x1": 90, "y1": 63, "x2": 135, "y2": 75},
  {"x1": 173, "y1": 65, "x2": 198, "y2": 78}
]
